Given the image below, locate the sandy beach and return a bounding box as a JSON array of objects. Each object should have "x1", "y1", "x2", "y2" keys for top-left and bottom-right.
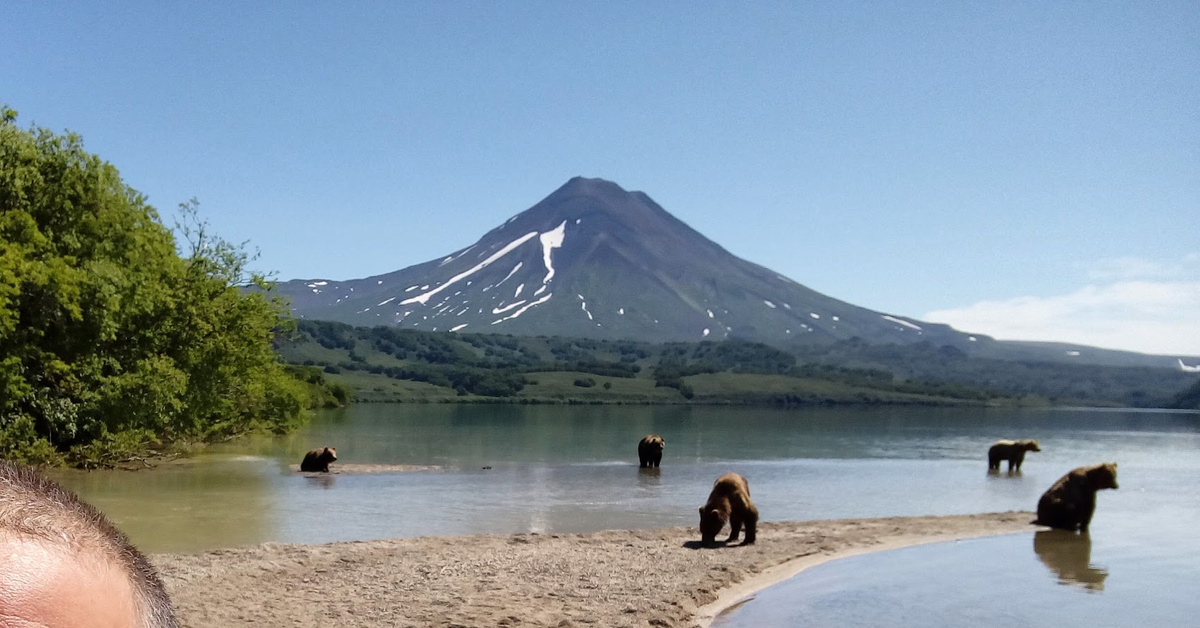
[{"x1": 154, "y1": 511, "x2": 1032, "y2": 628}]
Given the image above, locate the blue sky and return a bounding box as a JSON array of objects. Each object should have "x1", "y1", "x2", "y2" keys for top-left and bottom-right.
[{"x1": 3, "y1": 2, "x2": 1197, "y2": 355}]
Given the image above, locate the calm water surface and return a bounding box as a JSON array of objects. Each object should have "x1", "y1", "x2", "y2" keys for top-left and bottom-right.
[
  {"x1": 52, "y1": 405, "x2": 1199, "y2": 625},
  {"x1": 706, "y1": 408, "x2": 1200, "y2": 628},
  {"x1": 52, "y1": 405, "x2": 1197, "y2": 553}
]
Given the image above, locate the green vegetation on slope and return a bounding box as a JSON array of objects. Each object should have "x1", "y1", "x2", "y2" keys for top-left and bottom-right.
[
  {"x1": 0, "y1": 107, "x2": 329, "y2": 466},
  {"x1": 791, "y1": 338, "x2": 1197, "y2": 408},
  {"x1": 1168, "y1": 378, "x2": 1200, "y2": 410},
  {"x1": 278, "y1": 320, "x2": 1013, "y2": 405}
]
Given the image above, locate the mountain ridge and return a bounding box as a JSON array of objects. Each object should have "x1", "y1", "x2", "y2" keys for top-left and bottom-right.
[{"x1": 274, "y1": 177, "x2": 1196, "y2": 371}]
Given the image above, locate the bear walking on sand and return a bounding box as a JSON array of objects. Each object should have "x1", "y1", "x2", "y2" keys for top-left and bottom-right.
[
  {"x1": 638, "y1": 434, "x2": 665, "y2": 468},
  {"x1": 300, "y1": 447, "x2": 338, "y2": 472},
  {"x1": 699, "y1": 472, "x2": 758, "y2": 546},
  {"x1": 1034, "y1": 463, "x2": 1118, "y2": 532},
  {"x1": 988, "y1": 439, "x2": 1041, "y2": 472}
]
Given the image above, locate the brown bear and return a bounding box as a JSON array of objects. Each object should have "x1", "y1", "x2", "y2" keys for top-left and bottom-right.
[
  {"x1": 988, "y1": 439, "x2": 1041, "y2": 471},
  {"x1": 699, "y1": 472, "x2": 758, "y2": 546},
  {"x1": 300, "y1": 447, "x2": 338, "y2": 472},
  {"x1": 1033, "y1": 462, "x2": 1118, "y2": 532},
  {"x1": 638, "y1": 434, "x2": 665, "y2": 468}
]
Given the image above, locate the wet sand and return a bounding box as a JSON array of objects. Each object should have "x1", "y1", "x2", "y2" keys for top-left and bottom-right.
[{"x1": 154, "y1": 511, "x2": 1032, "y2": 628}]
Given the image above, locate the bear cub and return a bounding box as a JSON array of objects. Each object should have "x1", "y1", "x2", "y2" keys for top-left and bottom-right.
[
  {"x1": 988, "y1": 439, "x2": 1041, "y2": 472},
  {"x1": 301, "y1": 447, "x2": 338, "y2": 472},
  {"x1": 699, "y1": 472, "x2": 758, "y2": 546},
  {"x1": 1034, "y1": 462, "x2": 1118, "y2": 532},
  {"x1": 638, "y1": 434, "x2": 665, "y2": 468}
]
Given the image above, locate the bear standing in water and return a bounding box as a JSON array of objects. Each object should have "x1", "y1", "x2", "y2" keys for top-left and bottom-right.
[
  {"x1": 699, "y1": 472, "x2": 758, "y2": 546},
  {"x1": 638, "y1": 434, "x2": 665, "y2": 468},
  {"x1": 300, "y1": 447, "x2": 338, "y2": 472},
  {"x1": 988, "y1": 439, "x2": 1041, "y2": 472},
  {"x1": 1034, "y1": 463, "x2": 1118, "y2": 532}
]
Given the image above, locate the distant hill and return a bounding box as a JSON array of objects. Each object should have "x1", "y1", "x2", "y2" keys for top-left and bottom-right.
[
  {"x1": 277, "y1": 320, "x2": 1007, "y2": 405},
  {"x1": 1169, "y1": 379, "x2": 1200, "y2": 410},
  {"x1": 276, "y1": 321, "x2": 1197, "y2": 408},
  {"x1": 274, "y1": 177, "x2": 1197, "y2": 371}
]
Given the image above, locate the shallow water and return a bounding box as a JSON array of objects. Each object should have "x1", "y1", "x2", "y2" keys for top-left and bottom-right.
[
  {"x1": 51, "y1": 405, "x2": 1199, "y2": 557},
  {"x1": 711, "y1": 411, "x2": 1200, "y2": 628},
  {"x1": 712, "y1": 525, "x2": 1200, "y2": 627}
]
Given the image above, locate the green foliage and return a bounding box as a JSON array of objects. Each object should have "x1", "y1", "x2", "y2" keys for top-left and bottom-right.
[{"x1": 0, "y1": 108, "x2": 311, "y2": 465}]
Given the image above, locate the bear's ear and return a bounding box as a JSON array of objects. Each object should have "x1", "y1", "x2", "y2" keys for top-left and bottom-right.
[{"x1": 699, "y1": 506, "x2": 706, "y2": 516}]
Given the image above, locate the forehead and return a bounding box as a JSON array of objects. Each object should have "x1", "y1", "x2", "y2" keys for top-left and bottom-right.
[{"x1": 0, "y1": 536, "x2": 139, "y2": 628}]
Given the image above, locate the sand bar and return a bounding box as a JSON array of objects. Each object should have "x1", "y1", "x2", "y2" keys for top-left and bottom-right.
[
  {"x1": 288, "y1": 463, "x2": 445, "y2": 475},
  {"x1": 154, "y1": 511, "x2": 1033, "y2": 628}
]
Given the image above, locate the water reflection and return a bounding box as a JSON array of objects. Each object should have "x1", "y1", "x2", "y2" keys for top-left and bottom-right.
[
  {"x1": 303, "y1": 473, "x2": 337, "y2": 490},
  {"x1": 637, "y1": 466, "x2": 662, "y2": 486},
  {"x1": 1034, "y1": 530, "x2": 1109, "y2": 592},
  {"x1": 987, "y1": 468, "x2": 1024, "y2": 478}
]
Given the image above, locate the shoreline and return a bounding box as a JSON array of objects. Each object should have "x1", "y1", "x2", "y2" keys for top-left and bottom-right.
[
  {"x1": 154, "y1": 511, "x2": 1033, "y2": 628},
  {"x1": 693, "y1": 527, "x2": 1029, "y2": 627}
]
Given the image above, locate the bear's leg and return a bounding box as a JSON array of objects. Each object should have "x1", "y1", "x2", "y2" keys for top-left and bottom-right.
[
  {"x1": 727, "y1": 515, "x2": 742, "y2": 543},
  {"x1": 1050, "y1": 504, "x2": 1080, "y2": 531},
  {"x1": 744, "y1": 518, "x2": 756, "y2": 544},
  {"x1": 1079, "y1": 498, "x2": 1097, "y2": 532}
]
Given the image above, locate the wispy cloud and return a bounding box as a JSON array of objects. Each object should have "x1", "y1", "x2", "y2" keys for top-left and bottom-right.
[
  {"x1": 924, "y1": 278, "x2": 1200, "y2": 356},
  {"x1": 1080, "y1": 253, "x2": 1200, "y2": 281}
]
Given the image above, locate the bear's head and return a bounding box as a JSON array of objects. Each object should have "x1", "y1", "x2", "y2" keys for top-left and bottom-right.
[
  {"x1": 1022, "y1": 440, "x2": 1041, "y2": 452},
  {"x1": 1087, "y1": 462, "x2": 1118, "y2": 490},
  {"x1": 646, "y1": 436, "x2": 664, "y2": 453},
  {"x1": 699, "y1": 506, "x2": 728, "y2": 545},
  {"x1": 321, "y1": 447, "x2": 338, "y2": 463}
]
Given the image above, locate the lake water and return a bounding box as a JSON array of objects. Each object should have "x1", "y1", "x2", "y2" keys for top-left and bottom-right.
[{"x1": 51, "y1": 404, "x2": 1200, "y2": 624}]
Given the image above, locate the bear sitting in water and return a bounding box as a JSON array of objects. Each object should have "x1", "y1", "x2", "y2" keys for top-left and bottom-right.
[
  {"x1": 638, "y1": 434, "x2": 665, "y2": 468},
  {"x1": 300, "y1": 447, "x2": 338, "y2": 472},
  {"x1": 699, "y1": 472, "x2": 758, "y2": 546},
  {"x1": 988, "y1": 439, "x2": 1041, "y2": 472},
  {"x1": 1034, "y1": 462, "x2": 1118, "y2": 532}
]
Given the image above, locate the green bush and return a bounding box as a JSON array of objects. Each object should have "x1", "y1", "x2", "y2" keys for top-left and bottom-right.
[{"x1": 0, "y1": 106, "x2": 311, "y2": 465}]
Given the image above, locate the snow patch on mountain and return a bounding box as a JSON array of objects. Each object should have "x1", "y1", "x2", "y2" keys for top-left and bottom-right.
[
  {"x1": 492, "y1": 293, "x2": 553, "y2": 325},
  {"x1": 493, "y1": 301, "x2": 527, "y2": 315},
  {"x1": 882, "y1": 315, "x2": 922, "y2": 331},
  {"x1": 402, "y1": 231, "x2": 538, "y2": 306},
  {"x1": 539, "y1": 221, "x2": 567, "y2": 285}
]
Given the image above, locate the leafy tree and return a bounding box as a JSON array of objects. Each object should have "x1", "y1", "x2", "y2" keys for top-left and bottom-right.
[{"x1": 0, "y1": 106, "x2": 310, "y2": 465}]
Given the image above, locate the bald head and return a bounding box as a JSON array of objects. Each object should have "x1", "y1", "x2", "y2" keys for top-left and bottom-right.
[{"x1": 0, "y1": 461, "x2": 177, "y2": 628}]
